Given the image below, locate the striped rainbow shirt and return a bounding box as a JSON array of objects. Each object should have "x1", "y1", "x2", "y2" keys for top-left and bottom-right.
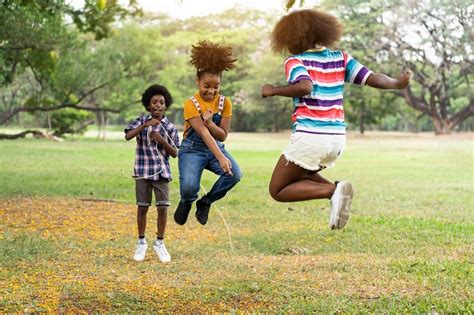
[{"x1": 285, "y1": 48, "x2": 373, "y2": 135}]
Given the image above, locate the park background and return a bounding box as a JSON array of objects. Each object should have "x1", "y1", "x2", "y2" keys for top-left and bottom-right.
[{"x1": 0, "y1": 0, "x2": 472, "y2": 312}]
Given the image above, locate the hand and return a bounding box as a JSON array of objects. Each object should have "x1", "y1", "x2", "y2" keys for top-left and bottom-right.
[
  {"x1": 150, "y1": 131, "x2": 165, "y2": 144},
  {"x1": 202, "y1": 109, "x2": 213, "y2": 126},
  {"x1": 396, "y1": 70, "x2": 412, "y2": 89},
  {"x1": 144, "y1": 118, "x2": 160, "y2": 127},
  {"x1": 262, "y1": 84, "x2": 275, "y2": 98},
  {"x1": 218, "y1": 156, "x2": 233, "y2": 176}
]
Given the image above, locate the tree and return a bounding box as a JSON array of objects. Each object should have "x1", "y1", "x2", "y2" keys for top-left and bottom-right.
[
  {"x1": 147, "y1": 7, "x2": 284, "y2": 132},
  {"x1": 69, "y1": 0, "x2": 141, "y2": 40},
  {"x1": 287, "y1": 0, "x2": 473, "y2": 134},
  {"x1": 327, "y1": 0, "x2": 402, "y2": 134},
  {"x1": 0, "y1": 0, "x2": 141, "y2": 85},
  {"x1": 325, "y1": 0, "x2": 473, "y2": 134},
  {"x1": 0, "y1": 31, "x2": 148, "y2": 130},
  {"x1": 0, "y1": 0, "x2": 67, "y2": 86},
  {"x1": 344, "y1": 87, "x2": 402, "y2": 134},
  {"x1": 244, "y1": 49, "x2": 294, "y2": 132},
  {"x1": 0, "y1": 0, "x2": 142, "y2": 139},
  {"x1": 385, "y1": 0, "x2": 473, "y2": 134}
]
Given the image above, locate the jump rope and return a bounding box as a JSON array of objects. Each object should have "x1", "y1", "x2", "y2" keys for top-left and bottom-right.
[{"x1": 122, "y1": 123, "x2": 319, "y2": 292}]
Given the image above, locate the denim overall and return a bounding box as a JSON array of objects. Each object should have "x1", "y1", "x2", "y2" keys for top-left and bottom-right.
[{"x1": 178, "y1": 95, "x2": 242, "y2": 205}]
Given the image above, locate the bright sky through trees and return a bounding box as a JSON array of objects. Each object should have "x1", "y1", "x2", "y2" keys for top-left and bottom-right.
[{"x1": 70, "y1": 0, "x2": 321, "y2": 19}]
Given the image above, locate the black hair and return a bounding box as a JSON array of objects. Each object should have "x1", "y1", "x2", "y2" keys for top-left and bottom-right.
[{"x1": 141, "y1": 84, "x2": 173, "y2": 110}]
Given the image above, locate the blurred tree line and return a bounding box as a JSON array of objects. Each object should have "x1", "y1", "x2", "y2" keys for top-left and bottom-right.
[{"x1": 0, "y1": 0, "x2": 472, "y2": 138}]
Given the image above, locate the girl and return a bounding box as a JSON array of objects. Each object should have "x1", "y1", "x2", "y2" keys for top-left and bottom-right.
[
  {"x1": 174, "y1": 40, "x2": 242, "y2": 226},
  {"x1": 261, "y1": 9, "x2": 410, "y2": 229}
]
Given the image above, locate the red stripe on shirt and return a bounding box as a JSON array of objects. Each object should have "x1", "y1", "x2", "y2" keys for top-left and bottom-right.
[
  {"x1": 295, "y1": 106, "x2": 345, "y2": 120},
  {"x1": 308, "y1": 70, "x2": 345, "y2": 82}
]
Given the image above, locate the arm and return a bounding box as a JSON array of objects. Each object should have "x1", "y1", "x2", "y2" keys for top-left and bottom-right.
[
  {"x1": 188, "y1": 116, "x2": 233, "y2": 175},
  {"x1": 202, "y1": 109, "x2": 230, "y2": 142},
  {"x1": 150, "y1": 132, "x2": 178, "y2": 158},
  {"x1": 262, "y1": 79, "x2": 313, "y2": 98},
  {"x1": 365, "y1": 71, "x2": 411, "y2": 89},
  {"x1": 125, "y1": 124, "x2": 145, "y2": 141},
  {"x1": 124, "y1": 118, "x2": 160, "y2": 141}
]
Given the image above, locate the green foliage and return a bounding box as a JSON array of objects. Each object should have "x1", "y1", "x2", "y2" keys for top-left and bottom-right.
[
  {"x1": 1, "y1": 2, "x2": 472, "y2": 133},
  {"x1": 285, "y1": 0, "x2": 306, "y2": 10},
  {"x1": 0, "y1": 0, "x2": 147, "y2": 134},
  {"x1": 111, "y1": 8, "x2": 286, "y2": 130},
  {"x1": 0, "y1": 0, "x2": 67, "y2": 85},
  {"x1": 0, "y1": 0, "x2": 140, "y2": 85},
  {"x1": 50, "y1": 108, "x2": 93, "y2": 136},
  {"x1": 69, "y1": 0, "x2": 142, "y2": 40}
]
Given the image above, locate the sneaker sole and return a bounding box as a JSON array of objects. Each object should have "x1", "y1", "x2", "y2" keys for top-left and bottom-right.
[{"x1": 331, "y1": 182, "x2": 354, "y2": 230}]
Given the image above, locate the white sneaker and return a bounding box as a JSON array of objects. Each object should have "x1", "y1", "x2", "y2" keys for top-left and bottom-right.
[
  {"x1": 153, "y1": 241, "x2": 171, "y2": 263},
  {"x1": 329, "y1": 181, "x2": 354, "y2": 230},
  {"x1": 133, "y1": 239, "x2": 148, "y2": 261}
]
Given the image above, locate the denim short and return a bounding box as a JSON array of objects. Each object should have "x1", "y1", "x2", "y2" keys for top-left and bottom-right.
[
  {"x1": 135, "y1": 178, "x2": 170, "y2": 207},
  {"x1": 282, "y1": 132, "x2": 346, "y2": 171}
]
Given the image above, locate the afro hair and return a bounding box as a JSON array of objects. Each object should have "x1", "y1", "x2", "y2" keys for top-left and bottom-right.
[
  {"x1": 190, "y1": 40, "x2": 237, "y2": 77},
  {"x1": 271, "y1": 9, "x2": 343, "y2": 55}
]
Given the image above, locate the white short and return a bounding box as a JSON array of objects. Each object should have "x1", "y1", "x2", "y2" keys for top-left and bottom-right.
[{"x1": 282, "y1": 132, "x2": 346, "y2": 171}]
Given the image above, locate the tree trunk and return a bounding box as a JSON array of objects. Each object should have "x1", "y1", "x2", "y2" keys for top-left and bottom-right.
[
  {"x1": 433, "y1": 118, "x2": 452, "y2": 135},
  {"x1": 100, "y1": 111, "x2": 106, "y2": 140},
  {"x1": 96, "y1": 111, "x2": 102, "y2": 139},
  {"x1": 0, "y1": 130, "x2": 63, "y2": 141},
  {"x1": 47, "y1": 112, "x2": 52, "y2": 130},
  {"x1": 359, "y1": 106, "x2": 365, "y2": 134}
]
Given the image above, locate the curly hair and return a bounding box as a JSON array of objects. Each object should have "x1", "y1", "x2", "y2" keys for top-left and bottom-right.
[
  {"x1": 190, "y1": 40, "x2": 237, "y2": 78},
  {"x1": 141, "y1": 84, "x2": 173, "y2": 110},
  {"x1": 271, "y1": 9, "x2": 343, "y2": 55}
]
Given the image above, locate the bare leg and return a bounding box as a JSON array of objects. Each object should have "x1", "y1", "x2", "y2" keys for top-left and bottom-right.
[
  {"x1": 304, "y1": 170, "x2": 334, "y2": 185},
  {"x1": 156, "y1": 206, "x2": 167, "y2": 239},
  {"x1": 137, "y1": 206, "x2": 149, "y2": 237},
  {"x1": 269, "y1": 155, "x2": 335, "y2": 202}
]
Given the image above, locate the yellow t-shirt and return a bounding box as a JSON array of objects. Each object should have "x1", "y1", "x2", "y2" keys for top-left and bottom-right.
[{"x1": 183, "y1": 92, "x2": 232, "y2": 139}]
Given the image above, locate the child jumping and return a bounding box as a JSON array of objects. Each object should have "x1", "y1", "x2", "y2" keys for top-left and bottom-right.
[
  {"x1": 261, "y1": 9, "x2": 410, "y2": 229},
  {"x1": 174, "y1": 40, "x2": 242, "y2": 226},
  {"x1": 125, "y1": 84, "x2": 179, "y2": 262}
]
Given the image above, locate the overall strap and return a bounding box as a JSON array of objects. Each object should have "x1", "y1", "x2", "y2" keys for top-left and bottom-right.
[
  {"x1": 190, "y1": 96, "x2": 201, "y2": 113},
  {"x1": 190, "y1": 95, "x2": 225, "y2": 114},
  {"x1": 217, "y1": 95, "x2": 225, "y2": 114}
]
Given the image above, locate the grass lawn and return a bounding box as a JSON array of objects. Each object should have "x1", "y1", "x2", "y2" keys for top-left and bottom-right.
[{"x1": 0, "y1": 132, "x2": 473, "y2": 312}]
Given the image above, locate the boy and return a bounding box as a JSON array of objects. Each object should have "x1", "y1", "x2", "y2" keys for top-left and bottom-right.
[{"x1": 125, "y1": 84, "x2": 179, "y2": 262}]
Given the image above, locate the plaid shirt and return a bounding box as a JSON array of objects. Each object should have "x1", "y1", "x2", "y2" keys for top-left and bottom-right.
[{"x1": 125, "y1": 115, "x2": 180, "y2": 181}]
